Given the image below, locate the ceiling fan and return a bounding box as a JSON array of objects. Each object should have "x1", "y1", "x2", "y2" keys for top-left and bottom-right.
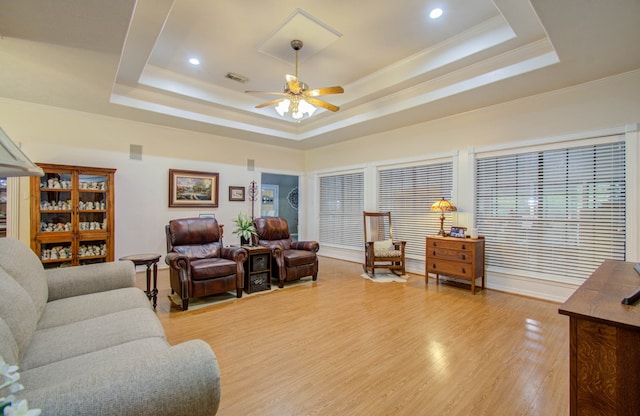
[{"x1": 246, "y1": 39, "x2": 344, "y2": 120}]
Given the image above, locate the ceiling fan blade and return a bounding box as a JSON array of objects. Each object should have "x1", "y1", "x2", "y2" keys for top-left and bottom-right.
[
  {"x1": 245, "y1": 91, "x2": 288, "y2": 96},
  {"x1": 286, "y1": 74, "x2": 302, "y2": 94},
  {"x1": 255, "y1": 97, "x2": 288, "y2": 109},
  {"x1": 305, "y1": 97, "x2": 340, "y2": 112},
  {"x1": 305, "y1": 86, "x2": 344, "y2": 97}
]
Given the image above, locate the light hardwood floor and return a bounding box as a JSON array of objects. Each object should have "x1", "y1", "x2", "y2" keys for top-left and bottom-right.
[{"x1": 141, "y1": 256, "x2": 569, "y2": 416}]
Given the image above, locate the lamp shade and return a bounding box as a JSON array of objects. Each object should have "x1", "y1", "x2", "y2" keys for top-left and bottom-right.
[{"x1": 430, "y1": 198, "x2": 457, "y2": 212}]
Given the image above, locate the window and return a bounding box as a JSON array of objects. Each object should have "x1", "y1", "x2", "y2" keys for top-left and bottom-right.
[
  {"x1": 378, "y1": 161, "x2": 454, "y2": 257},
  {"x1": 318, "y1": 171, "x2": 364, "y2": 249},
  {"x1": 475, "y1": 137, "x2": 626, "y2": 282}
]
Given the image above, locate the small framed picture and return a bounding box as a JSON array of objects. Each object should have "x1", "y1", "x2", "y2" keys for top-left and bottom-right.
[
  {"x1": 229, "y1": 186, "x2": 245, "y2": 201},
  {"x1": 450, "y1": 226, "x2": 467, "y2": 238}
]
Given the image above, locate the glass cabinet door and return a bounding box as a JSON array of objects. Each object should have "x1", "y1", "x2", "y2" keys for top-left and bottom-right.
[
  {"x1": 38, "y1": 171, "x2": 73, "y2": 234},
  {"x1": 78, "y1": 173, "x2": 108, "y2": 233}
]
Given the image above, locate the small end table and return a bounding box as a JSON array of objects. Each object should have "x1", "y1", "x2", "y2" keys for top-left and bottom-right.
[
  {"x1": 236, "y1": 245, "x2": 272, "y2": 294},
  {"x1": 119, "y1": 253, "x2": 161, "y2": 309}
]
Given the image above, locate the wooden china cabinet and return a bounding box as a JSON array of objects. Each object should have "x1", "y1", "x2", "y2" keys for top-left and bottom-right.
[{"x1": 30, "y1": 163, "x2": 116, "y2": 268}]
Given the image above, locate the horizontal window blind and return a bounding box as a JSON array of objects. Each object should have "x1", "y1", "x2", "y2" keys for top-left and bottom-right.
[
  {"x1": 319, "y1": 171, "x2": 364, "y2": 249},
  {"x1": 476, "y1": 138, "x2": 626, "y2": 281},
  {"x1": 378, "y1": 162, "x2": 454, "y2": 257}
]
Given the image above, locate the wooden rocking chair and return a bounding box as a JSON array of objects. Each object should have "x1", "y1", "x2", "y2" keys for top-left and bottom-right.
[{"x1": 363, "y1": 211, "x2": 406, "y2": 276}]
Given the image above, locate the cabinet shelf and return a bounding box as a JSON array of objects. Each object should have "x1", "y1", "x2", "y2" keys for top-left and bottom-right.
[
  {"x1": 31, "y1": 163, "x2": 116, "y2": 268},
  {"x1": 41, "y1": 258, "x2": 72, "y2": 263}
]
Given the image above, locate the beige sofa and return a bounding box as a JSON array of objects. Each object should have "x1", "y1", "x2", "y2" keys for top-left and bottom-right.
[{"x1": 0, "y1": 238, "x2": 220, "y2": 415}]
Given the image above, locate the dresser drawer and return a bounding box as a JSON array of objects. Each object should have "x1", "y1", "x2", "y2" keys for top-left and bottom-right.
[
  {"x1": 427, "y1": 260, "x2": 473, "y2": 279},
  {"x1": 429, "y1": 247, "x2": 472, "y2": 263},
  {"x1": 426, "y1": 238, "x2": 473, "y2": 251}
]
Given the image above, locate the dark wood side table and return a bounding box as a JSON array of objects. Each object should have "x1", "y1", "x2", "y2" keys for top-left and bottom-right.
[
  {"x1": 119, "y1": 253, "x2": 161, "y2": 309},
  {"x1": 241, "y1": 245, "x2": 272, "y2": 294}
]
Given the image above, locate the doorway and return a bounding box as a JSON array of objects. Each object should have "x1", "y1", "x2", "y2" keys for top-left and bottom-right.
[{"x1": 261, "y1": 173, "x2": 299, "y2": 241}]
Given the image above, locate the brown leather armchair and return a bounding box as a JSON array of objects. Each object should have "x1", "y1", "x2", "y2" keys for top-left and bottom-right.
[
  {"x1": 165, "y1": 217, "x2": 247, "y2": 310},
  {"x1": 252, "y1": 217, "x2": 319, "y2": 288}
]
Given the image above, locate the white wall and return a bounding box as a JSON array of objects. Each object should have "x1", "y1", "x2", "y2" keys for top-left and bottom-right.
[
  {"x1": 0, "y1": 99, "x2": 305, "y2": 262},
  {"x1": 1, "y1": 69, "x2": 639, "y2": 301},
  {"x1": 307, "y1": 69, "x2": 640, "y2": 301}
]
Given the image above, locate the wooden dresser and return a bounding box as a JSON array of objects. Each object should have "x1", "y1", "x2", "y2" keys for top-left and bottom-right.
[
  {"x1": 425, "y1": 236, "x2": 485, "y2": 294},
  {"x1": 559, "y1": 260, "x2": 640, "y2": 415}
]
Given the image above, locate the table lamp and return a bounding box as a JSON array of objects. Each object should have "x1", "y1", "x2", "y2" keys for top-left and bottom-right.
[{"x1": 430, "y1": 198, "x2": 457, "y2": 236}]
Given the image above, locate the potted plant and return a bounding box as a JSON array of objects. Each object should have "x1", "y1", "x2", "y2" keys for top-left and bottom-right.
[{"x1": 232, "y1": 212, "x2": 257, "y2": 246}]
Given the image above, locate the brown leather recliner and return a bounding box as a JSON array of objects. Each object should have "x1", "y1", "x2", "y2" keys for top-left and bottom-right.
[
  {"x1": 165, "y1": 217, "x2": 247, "y2": 310},
  {"x1": 252, "y1": 217, "x2": 319, "y2": 288}
]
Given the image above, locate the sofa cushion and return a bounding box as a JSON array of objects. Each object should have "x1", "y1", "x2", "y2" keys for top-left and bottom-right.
[
  {"x1": 20, "y1": 337, "x2": 170, "y2": 389},
  {"x1": 173, "y1": 242, "x2": 221, "y2": 260},
  {"x1": 190, "y1": 257, "x2": 237, "y2": 279},
  {"x1": 0, "y1": 317, "x2": 19, "y2": 365},
  {"x1": 20, "y1": 307, "x2": 166, "y2": 371},
  {"x1": 0, "y1": 266, "x2": 38, "y2": 361},
  {"x1": 283, "y1": 249, "x2": 317, "y2": 267},
  {"x1": 373, "y1": 238, "x2": 393, "y2": 252},
  {"x1": 0, "y1": 238, "x2": 48, "y2": 317},
  {"x1": 37, "y1": 287, "x2": 151, "y2": 330},
  {"x1": 20, "y1": 339, "x2": 220, "y2": 416}
]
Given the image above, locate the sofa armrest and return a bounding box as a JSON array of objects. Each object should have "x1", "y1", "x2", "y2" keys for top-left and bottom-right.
[
  {"x1": 165, "y1": 251, "x2": 191, "y2": 270},
  {"x1": 25, "y1": 340, "x2": 221, "y2": 416},
  {"x1": 291, "y1": 240, "x2": 320, "y2": 253},
  {"x1": 220, "y1": 246, "x2": 248, "y2": 263},
  {"x1": 45, "y1": 261, "x2": 136, "y2": 302}
]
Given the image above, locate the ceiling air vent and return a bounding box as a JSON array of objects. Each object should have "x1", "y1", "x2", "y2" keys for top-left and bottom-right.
[{"x1": 225, "y1": 72, "x2": 248, "y2": 83}]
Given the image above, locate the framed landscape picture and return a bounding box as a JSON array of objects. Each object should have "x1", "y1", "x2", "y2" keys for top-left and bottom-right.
[
  {"x1": 229, "y1": 186, "x2": 245, "y2": 201},
  {"x1": 169, "y1": 169, "x2": 219, "y2": 207}
]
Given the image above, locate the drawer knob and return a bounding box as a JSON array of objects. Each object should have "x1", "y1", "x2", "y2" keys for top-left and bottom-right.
[
  {"x1": 432, "y1": 251, "x2": 436, "y2": 256},
  {"x1": 432, "y1": 263, "x2": 437, "y2": 269},
  {"x1": 461, "y1": 268, "x2": 466, "y2": 274},
  {"x1": 461, "y1": 254, "x2": 466, "y2": 260},
  {"x1": 461, "y1": 244, "x2": 466, "y2": 249}
]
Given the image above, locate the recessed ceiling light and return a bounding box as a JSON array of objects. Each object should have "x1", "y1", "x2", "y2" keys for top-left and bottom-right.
[
  {"x1": 429, "y1": 8, "x2": 443, "y2": 19},
  {"x1": 188, "y1": 57, "x2": 200, "y2": 65}
]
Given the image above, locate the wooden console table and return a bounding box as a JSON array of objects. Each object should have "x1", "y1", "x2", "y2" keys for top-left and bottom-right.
[
  {"x1": 425, "y1": 236, "x2": 485, "y2": 294},
  {"x1": 559, "y1": 260, "x2": 640, "y2": 415}
]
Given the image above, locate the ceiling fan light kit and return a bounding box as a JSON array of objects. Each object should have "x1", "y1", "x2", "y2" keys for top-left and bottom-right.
[{"x1": 246, "y1": 39, "x2": 344, "y2": 121}]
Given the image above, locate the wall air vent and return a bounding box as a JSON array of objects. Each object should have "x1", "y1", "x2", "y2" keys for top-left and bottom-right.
[{"x1": 225, "y1": 72, "x2": 249, "y2": 83}]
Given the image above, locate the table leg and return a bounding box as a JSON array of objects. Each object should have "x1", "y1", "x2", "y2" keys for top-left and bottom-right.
[
  {"x1": 151, "y1": 262, "x2": 158, "y2": 309},
  {"x1": 145, "y1": 264, "x2": 152, "y2": 300}
]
